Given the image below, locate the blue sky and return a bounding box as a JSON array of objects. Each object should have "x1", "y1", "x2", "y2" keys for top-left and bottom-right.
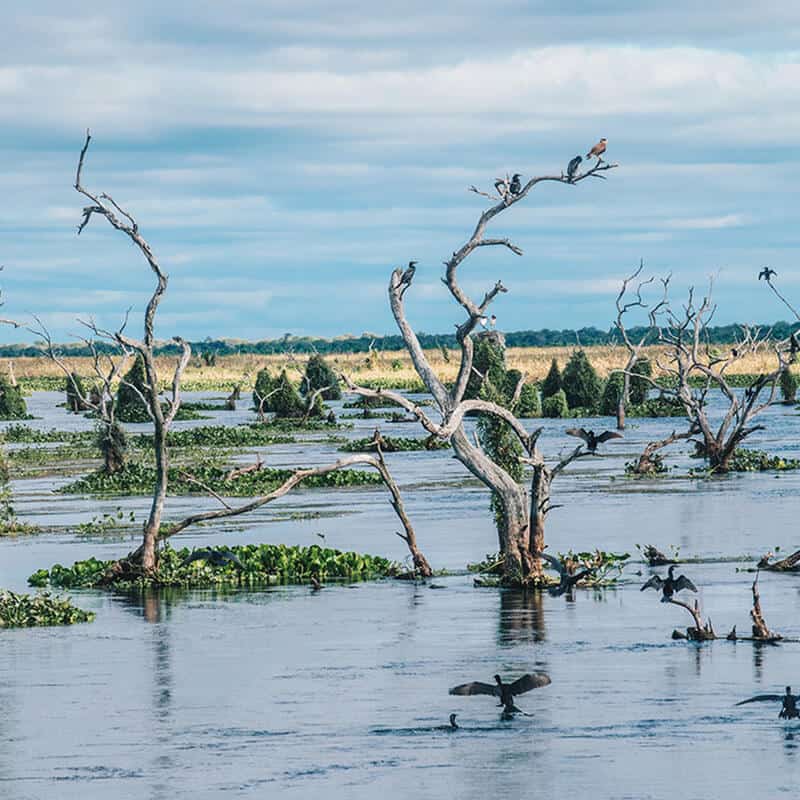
[{"x1": 3, "y1": 1, "x2": 800, "y2": 344}]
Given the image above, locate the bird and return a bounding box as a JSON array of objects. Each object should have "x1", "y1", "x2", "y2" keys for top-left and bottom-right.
[
  {"x1": 640, "y1": 564, "x2": 697, "y2": 601},
  {"x1": 398, "y1": 261, "x2": 417, "y2": 298},
  {"x1": 537, "y1": 551, "x2": 595, "y2": 596},
  {"x1": 566, "y1": 155, "x2": 583, "y2": 182},
  {"x1": 310, "y1": 575, "x2": 323, "y2": 592},
  {"x1": 736, "y1": 686, "x2": 799, "y2": 719},
  {"x1": 586, "y1": 138, "x2": 607, "y2": 160},
  {"x1": 181, "y1": 547, "x2": 244, "y2": 569},
  {"x1": 449, "y1": 673, "x2": 551, "y2": 716},
  {"x1": 758, "y1": 267, "x2": 777, "y2": 281},
  {"x1": 509, "y1": 174, "x2": 522, "y2": 195},
  {"x1": 565, "y1": 428, "x2": 623, "y2": 453},
  {"x1": 447, "y1": 713, "x2": 459, "y2": 729}
]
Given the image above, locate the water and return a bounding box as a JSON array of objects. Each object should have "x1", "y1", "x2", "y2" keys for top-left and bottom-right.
[{"x1": 1, "y1": 391, "x2": 800, "y2": 798}]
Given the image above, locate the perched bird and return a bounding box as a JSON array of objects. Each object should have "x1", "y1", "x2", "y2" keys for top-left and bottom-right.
[
  {"x1": 447, "y1": 713, "x2": 459, "y2": 730},
  {"x1": 566, "y1": 155, "x2": 583, "y2": 182},
  {"x1": 565, "y1": 428, "x2": 623, "y2": 453},
  {"x1": 586, "y1": 138, "x2": 607, "y2": 160},
  {"x1": 759, "y1": 267, "x2": 777, "y2": 281},
  {"x1": 181, "y1": 547, "x2": 244, "y2": 569},
  {"x1": 736, "y1": 686, "x2": 799, "y2": 719},
  {"x1": 449, "y1": 673, "x2": 551, "y2": 715},
  {"x1": 509, "y1": 173, "x2": 522, "y2": 195},
  {"x1": 640, "y1": 564, "x2": 697, "y2": 601},
  {"x1": 398, "y1": 261, "x2": 417, "y2": 298},
  {"x1": 538, "y1": 551, "x2": 594, "y2": 596}
]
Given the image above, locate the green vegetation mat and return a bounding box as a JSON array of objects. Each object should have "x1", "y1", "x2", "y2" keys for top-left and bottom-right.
[
  {"x1": 0, "y1": 589, "x2": 94, "y2": 627},
  {"x1": 340, "y1": 435, "x2": 450, "y2": 452}
]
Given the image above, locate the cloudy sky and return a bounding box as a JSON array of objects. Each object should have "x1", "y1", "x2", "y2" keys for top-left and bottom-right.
[{"x1": 2, "y1": 1, "x2": 800, "y2": 344}]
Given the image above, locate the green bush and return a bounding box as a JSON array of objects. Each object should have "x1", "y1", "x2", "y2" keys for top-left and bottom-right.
[
  {"x1": 116, "y1": 355, "x2": 150, "y2": 423},
  {"x1": 630, "y1": 359, "x2": 652, "y2": 405},
  {"x1": 599, "y1": 372, "x2": 624, "y2": 416},
  {"x1": 272, "y1": 370, "x2": 311, "y2": 418},
  {"x1": 464, "y1": 333, "x2": 507, "y2": 400},
  {"x1": 542, "y1": 389, "x2": 569, "y2": 418},
  {"x1": 781, "y1": 368, "x2": 798, "y2": 403},
  {"x1": 304, "y1": 354, "x2": 342, "y2": 400},
  {"x1": 65, "y1": 373, "x2": 87, "y2": 413},
  {"x1": 541, "y1": 359, "x2": 562, "y2": 399},
  {"x1": 0, "y1": 377, "x2": 28, "y2": 420},
  {"x1": 561, "y1": 350, "x2": 601, "y2": 410},
  {"x1": 252, "y1": 367, "x2": 275, "y2": 411},
  {"x1": 0, "y1": 590, "x2": 94, "y2": 627},
  {"x1": 515, "y1": 381, "x2": 541, "y2": 417}
]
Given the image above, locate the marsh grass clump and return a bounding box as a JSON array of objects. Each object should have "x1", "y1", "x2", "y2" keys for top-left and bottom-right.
[
  {"x1": 0, "y1": 590, "x2": 94, "y2": 627},
  {"x1": 58, "y1": 461, "x2": 384, "y2": 496},
  {"x1": 29, "y1": 543, "x2": 401, "y2": 589}
]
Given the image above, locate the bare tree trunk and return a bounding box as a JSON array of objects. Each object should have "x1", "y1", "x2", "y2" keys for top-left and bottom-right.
[{"x1": 529, "y1": 463, "x2": 551, "y2": 574}]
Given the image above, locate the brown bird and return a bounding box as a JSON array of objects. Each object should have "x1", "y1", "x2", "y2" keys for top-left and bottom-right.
[
  {"x1": 586, "y1": 138, "x2": 607, "y2": 160},
  {"x1": 565, "y1": 428, "x2": 623, "y2": 453},
  {"x1": 449, "y1": 673, "x2": 551, "y2": 716}
]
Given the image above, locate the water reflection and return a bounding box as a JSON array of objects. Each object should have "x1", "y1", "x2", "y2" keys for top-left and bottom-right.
[
  {"x1": 497, "y1": 589, "x2": 545, "y2": 646},
  {"x1": 148, "y1": 593, "x2": 175, "y2": 800}
]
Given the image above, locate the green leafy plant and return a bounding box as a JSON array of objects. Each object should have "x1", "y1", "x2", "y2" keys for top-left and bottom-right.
[
  {"x1": 542, "y1": 389, "x2": 569, "y2": 418},
  {"x1": 0, "y1": 590, "x2": 94, "y2": 627},
  {"x1": 561, "y1": 350, "x2": 602, "y2": 410}
]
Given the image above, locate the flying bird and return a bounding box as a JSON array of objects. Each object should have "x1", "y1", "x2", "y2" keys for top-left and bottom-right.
[
  {"x1": 736, "y1": 686, "x2": 799, "y2": 719},
  {"x1": 509, "y1": 173, "x2": 522, "y2": 195},
  {"x1": 640, "y1": 564, "x2": 697, "y2": 601},
  {"x1": 566, "y1": 155, "x2": 583, "y2": 182},
  {"x1": 449, "y1": 673, "x2": 551, "y2": 716},
  {"x1": 181, "y1": 547, "x2": 244, "y2": 570},
  {"x1": 758, "y1": 267, "x2": 777, "y2": 281},
  {"x1": 586, "y1": 138, "x2": 607, "y2": 160},
  {"x1": 565, "y1": 428, "x2": 623, "y2": 453},
  {"x1": 398, "y1": 261, "x2": 417, "y2": 298},
  {"x1": 537, "y1": 551, "x2": 595, "y2": 597}
]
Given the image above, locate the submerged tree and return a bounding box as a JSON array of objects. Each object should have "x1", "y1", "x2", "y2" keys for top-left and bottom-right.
[{"x1": 343, "y1": 156, "x2": 618, "y2": 584}]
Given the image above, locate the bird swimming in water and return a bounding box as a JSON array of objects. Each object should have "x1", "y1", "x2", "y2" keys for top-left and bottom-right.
[
  {"x1": 448, "y1": 713, "x2": 459, "y2": 729},
  {"x1": 759, "y1": 267, "x2": 777, "y2": 281},
  {"x1": 181, "y1": 547, "x2": 244, "y2": 569},
  {"x1": 398, "y1": 261, "x2": 417, "y2": 298},
  {"x1": 449, "y1": 673, "x2": 551, "y2": 716},
  {"x1": 737, "y1": 686, "x2": 799, "y2": 719},
  {"x1": 537, "y1": 551, "x2": 595, "y2": 596},
  {"x1": 640, "y1": 564, "x2": 697, "y2": 601},
  {"x1": 565, "y1": 427, "x2": 623, "y2": 453},
  {"x1": 509, "y1": 174, "x2": 522, "y2": 195},
  {"x1": 566, "y1": 155, "x2": 582, "y2": 182},
  {"x1": 586, "y1": 138, "x2": 607, "y2": 160}
]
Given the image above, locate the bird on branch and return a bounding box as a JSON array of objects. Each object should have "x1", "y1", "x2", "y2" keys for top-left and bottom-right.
[
  {"x1": 586, "y1": 138, "x2": 607, "y2": 160},
  {"x1": 758, "y1": 267, "x2": 777, "y2": 281},
  {"x1": 449, "y1": 673, "x2": 551, "y2": 716},
  {"x1": 537, "y1": 551, "x2": 595, "y2": 597},
  {"x1": 509, "y1": 173, "x2": 522, "y2": 195},
  {"x1": 736, "y1": 686, "x2": 799, "y2": 719},
  {"x1": 397, "y1": 261, "x2": 417, "y2": 298},
  {"x1": 566, "y1": 155, "x2": 583, "y2": 182},
  {"x1": 640, "y1": 564, "x2": 697, "y2": 601},
  {"x1": 565, "y1": 427, "x2": 623, "y2": 453}
]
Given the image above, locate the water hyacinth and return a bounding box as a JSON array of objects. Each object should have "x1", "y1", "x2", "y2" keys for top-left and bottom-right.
[
  {"x1": 340, "y1": 435, "x2": 450, "y2": 453},
  {"x1": 29, "y1": 543, "x2": 402, "y2": 589},
  {"x1": 0, "y1": 589, "x2": 95, "y2": 627}
]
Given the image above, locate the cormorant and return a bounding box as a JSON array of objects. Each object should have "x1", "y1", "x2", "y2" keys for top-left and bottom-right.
[
  {"x1": 586, "y1": 138, "x2": 607, "y2": 160},
  {"x1": 566, "y1": 155, "x2": 583, "y2": 182},
  {"x1": 538, "y1": 551, "x2": 595, "y2": 596},
  {"x1": 448, "y1": 713, "x2": 459, "y2": 729},
  {"x1": 565, "y1": 427, "x2": 623, "y2": 453},
  {"x1": 640, "y1": 564, "x2": 697, "y2": 601},
  {"x1": 758, "y1": 267, "x2": 777, "y2": 281},
  {"x1": 181, "y1": 547, "x2": 244, "y2": 569},
  {"x1": 398, "y1": 261, "x2": 417, "y2": 298},
  {"x1": 737, "y1": 686, "x2": 799, "y2": 719},
  {"x1": 509, "y1": 174, "x2": 522, "y2": 195},
  {"x1": 449, "y1": 673, "x2": 551, "y2": 715}
]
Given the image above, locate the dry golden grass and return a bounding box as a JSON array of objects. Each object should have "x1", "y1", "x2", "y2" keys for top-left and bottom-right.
[{"x1": 6, "y1": 344, "x2": 783, "y2": 390}]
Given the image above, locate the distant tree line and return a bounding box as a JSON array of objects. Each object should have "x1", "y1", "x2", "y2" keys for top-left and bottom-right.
[{"x1": 13, "y1": 320, "x2": 800, "y2": 358}]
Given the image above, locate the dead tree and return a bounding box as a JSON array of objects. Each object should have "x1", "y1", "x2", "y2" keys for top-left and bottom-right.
[
  {"x1": 629, "y1": 425, "x2": 698, "y2": 476},
  {"x1": 636, "y1": 281, "x2": 792, "y2": 473},
  {"x1": 344, "y1": 157, "x2": 618, "y2": 584},
  {"x1": 613, "y1": 262, "x2": 668, "y2": 429},
  {"x1": 73, "y1": 131, "x2": 191, "y2": 573}
]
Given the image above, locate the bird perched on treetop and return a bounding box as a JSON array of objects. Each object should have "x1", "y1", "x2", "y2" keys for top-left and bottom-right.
[
  {"x1": 640, "y1": 564, "x2": 697, "y2": 601},
  {"x1": 566, "y1": 155, "x2": 583, "y2": 182},
  {"x1": 736, "y1": 686, "x2": 799, "y2": 719},
  {"x1": 509, "y1": 174, "x2": 522, "y2": 195},
  {"x1": 397, "y1": 261, "x2": 417, "y2": 298},
  {"x1": 759, "y1": 267, "x2": 777, "y2": 281},
  {"x1": 449, "y1": 673, "x2": 551, "y2": 716},
  {"x1": 586, "y1": 138, "x2": 607, "y2": 160},
  {"x1": 565, "y1": 428, "x2": 623, "y2": 453}
]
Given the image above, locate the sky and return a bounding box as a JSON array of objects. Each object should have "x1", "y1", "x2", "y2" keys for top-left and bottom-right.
[{"x1": 3, "y1": 1, "x2": 800, "y2": 344}]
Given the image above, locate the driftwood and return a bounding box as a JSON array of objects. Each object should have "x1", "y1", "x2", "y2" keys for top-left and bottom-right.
[
  {"x1": 758, "y1": 549, "x2": 800, "y2": 572},
  {"x1": 668, "y1": 597, "x2": 717, "y2": 641}
]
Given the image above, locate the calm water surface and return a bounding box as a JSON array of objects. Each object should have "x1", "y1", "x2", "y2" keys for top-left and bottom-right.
[{"x1": 1, "y1": 391, "x2": 799, "y2": 799}]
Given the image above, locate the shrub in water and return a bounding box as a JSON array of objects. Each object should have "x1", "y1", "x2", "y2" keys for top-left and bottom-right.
[
  {"x1": 781, "y1": 368, "x2": 798, "y2": 404},
  {"x1": 304, "y1": 354, "x2": 341, "y2": 400},
  {"x1": 561, "y1": 350, "x2": 601, "y2": 410},
  {"x1": 0, "y1": 377, "x2": 27, "y2": 420},
  {"x1": 65, "y1": 372, "x2": 88, "y2": 413},
  {"x1": 115, "y1": 355, "x2": 150, "y2": 423},
  {"x1": 542, "y1": 389, "x2": 569, "y2": 418},
  {"x1": 252, "y1": 367, "x2": 276, "y2": 412},
  {"x1": 541, "y1": 358, "x2": 562, "y2": 399},
  {"x1": 630, "y1": 359, "x2": 652, "y2": 405}
]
